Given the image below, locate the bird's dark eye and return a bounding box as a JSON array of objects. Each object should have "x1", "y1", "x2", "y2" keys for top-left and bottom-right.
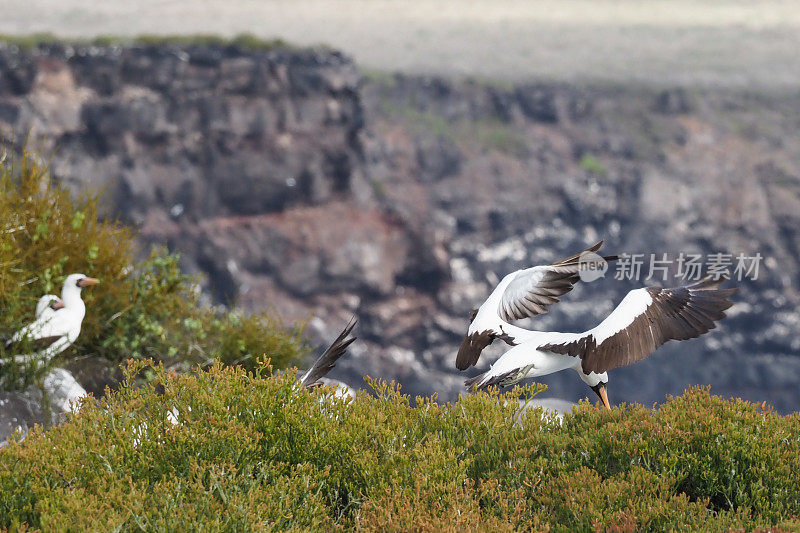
[{"x1": 76, "y1": 279, "x2": 83, "y2": 287}]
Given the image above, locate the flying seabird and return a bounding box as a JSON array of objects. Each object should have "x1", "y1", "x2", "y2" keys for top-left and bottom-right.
[
  {"x1": 465, "y1": 278, "x2": 736, "y2": 408},
  {"x1": 4, "y1": 273, "x2": 99, "y2": 366},
  {"x1": 456, "y1": 241, "x2": 617, "y2": 371}
]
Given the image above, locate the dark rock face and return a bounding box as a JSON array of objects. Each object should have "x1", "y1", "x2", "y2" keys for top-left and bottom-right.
[
  {"x1": 0, "y1": 393, "x2": 39, "y2": 446},
  {"x1": 515, "y1": 84, "x2": 560, "y2": 123},
  {"x1": 0, "y1": 369, "x2": 86, "y2": 446},
  {"x1": 0, "y1": 43, "x2": 363, "y2": 228},
  {"x1": 654, "y1": 88, "x2": 693, "y2": 115},
  {"x1": 1, "y1": 43, "x2": 799, "y2": 412}
]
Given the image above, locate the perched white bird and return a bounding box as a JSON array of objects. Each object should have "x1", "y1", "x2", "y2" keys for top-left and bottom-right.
[
  {"x1": 4, "y1": 273, "x2": 99, "y2": 366},
  {"x1": 456, "y1": 241, "x2": 616, "y2": 371},
  {"x1": 465, "y1": 278, "x2": 736, "y2": 409}
]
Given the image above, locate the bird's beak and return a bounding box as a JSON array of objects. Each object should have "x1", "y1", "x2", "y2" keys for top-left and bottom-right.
[
  {"x1": 594, "y1": 384, "x2": 611, "y2": 410},
  {"x1": 51, "y1": 299, "x2": 65, "y2": 310},
  {"x1": 78, "y1": 277, "x2": 100, "y2": 287}
]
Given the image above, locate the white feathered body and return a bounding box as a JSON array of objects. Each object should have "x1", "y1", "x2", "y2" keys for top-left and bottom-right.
[
  {"x1": 7, "y1": 274, "x2": 91, "y2": 364},
  {"x1": 470, "y1": 289, "x2": 657, "y2": 389}
]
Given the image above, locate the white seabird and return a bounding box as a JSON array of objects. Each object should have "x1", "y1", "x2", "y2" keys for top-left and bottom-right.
[
  {"x1": 456, "y1": 241, "x2": 616, "y2": 371},
  {"x1": 3, "y1": 295, "x2": 65, "y2": 350},
  {"x1": 465, "y1": 278, "x2": 736, "y2": 409},
  {"x1": 4, "y1": 273, "x2": 99, "y2": 366}
]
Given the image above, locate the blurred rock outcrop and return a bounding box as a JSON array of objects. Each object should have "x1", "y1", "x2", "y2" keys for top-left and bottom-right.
[
  {"x1": 0, "y1": 368, "x2": 85, "y2": 446},
  {"x1": 1, "y1": 43, "x2": 798, "y2": 412}
]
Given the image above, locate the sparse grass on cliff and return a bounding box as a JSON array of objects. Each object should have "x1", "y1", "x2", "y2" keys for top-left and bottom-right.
[
  {"x1": 579, "y1": 153, "x2": 607, "y2": 175},
  {"x1": 0, "y1": 32, "x2": 292, "y2": 52},
  {"x1": 0, "y1": 361, "x2": 798, "y2": 531},
  {"x1": 380, "y1": 99, "x2": 529, "y2": 158},
  {"x1": 0, "y1": 148, "x2": 304, "y2": 389}
]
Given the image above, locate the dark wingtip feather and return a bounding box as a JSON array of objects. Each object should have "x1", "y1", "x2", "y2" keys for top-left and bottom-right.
[
  {"x1": 299, "y1": 317, "x2": 357, "y2": 388},
  {"x1": 687, "y1": 278, "x2": 737, "y2": 312},
  {"x1": 549, "y1": 240, "x2": 614, "y2": 267},
  {"x1": 687, "y1": 276, "x2": 729, "y2": 291}
]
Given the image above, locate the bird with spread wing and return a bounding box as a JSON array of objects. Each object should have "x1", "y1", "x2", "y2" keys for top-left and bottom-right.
[
  {"x1": 456, "y1": 241, "x2": 616, "y2": 371},
  {"x1": 463, "y1": 272, "x2": 735, "y2": 409}
]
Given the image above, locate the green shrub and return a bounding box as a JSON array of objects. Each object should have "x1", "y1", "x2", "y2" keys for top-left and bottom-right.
[
  {"x1": 0, "y1": 148, "x2": 303, "y2": 387},
  {"x1": 0, "y1": 361, "x2": 798, "y2": 531},
  {"x1": 579, "y1": 153, "x2": 607, "y2": 175},
  {"x1": 81, "y1": 248, "x2": 305, "y2": 373}
]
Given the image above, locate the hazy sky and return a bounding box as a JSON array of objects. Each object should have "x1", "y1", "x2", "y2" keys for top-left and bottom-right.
[{"x1": 2, "y1": 1, "x2": 799, "y2": 87}]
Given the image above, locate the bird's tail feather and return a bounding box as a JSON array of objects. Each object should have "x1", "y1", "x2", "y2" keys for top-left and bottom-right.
[
  {"x1": 464, "y1": 372, "x2": 487, "y2": 389},
  {"x1": 465, "y1": 368, "x2": 523, "y2": 391}
]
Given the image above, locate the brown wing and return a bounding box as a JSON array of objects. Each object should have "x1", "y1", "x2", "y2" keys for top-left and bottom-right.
[
  {"x1": 456, "y1": 327, "x2": 518, "y2": 371},
  {"x1": 456, "y1": 330, "x2": 495, "y2": 371},
  {"x1": 540, "y1": 278, "x2": 736, "y2": 374},
  {"x1": 4, "y1": 335, "x2": 65, "y2": 354}
]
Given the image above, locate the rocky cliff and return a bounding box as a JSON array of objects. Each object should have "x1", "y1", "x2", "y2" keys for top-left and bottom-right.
[{"x1": 1, "y1": 42, "x2": 798, "y2": 411}]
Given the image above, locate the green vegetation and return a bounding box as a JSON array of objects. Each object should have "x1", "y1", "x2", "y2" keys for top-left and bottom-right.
[
  {"x1": 361, "y1": 68, "x2": 397, "y2": 86},
  {"x1": 0, "y1": 361, "x2": 798, "y2": 531},
  {"x1": 1, "y1": 150, "x2": 798, "y2": 530},
  {"x1": 579, "y1": 153, "x2": 607, "y2": 175},
  {"x1": 472, "y1": 120, "x2": 530, "y2": 158},
  {"x1": 132, "y1": 33, "x2": 292, "y2": 51},
  {"x1": 0, "y1": 32, "x2": 291, "y2": 52},
  {"x1": 0, "y1": 148, "x2": 304, "y2": 388},
  {"x1": 380, "y1": 100, "x2": 529, "y2": 158},
  {"x1": 381, "y1": 100, "x2": 454, "y2": 139}
]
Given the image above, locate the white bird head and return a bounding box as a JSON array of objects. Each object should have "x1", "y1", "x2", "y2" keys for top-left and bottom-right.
[
  {"x1": 61, "y1": 273, "x2": 99, "y2": 305},
  {"x1": 64, "y1": 273, "x2": 100, "y2": 290}
]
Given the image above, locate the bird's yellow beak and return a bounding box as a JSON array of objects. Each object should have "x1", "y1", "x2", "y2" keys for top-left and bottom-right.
[
  {"x1": 78, "y1": 277, "x2": 100, "y2": 287},
  {"x1": 596, "y1": 385, "x2": 611, "y2": 410}
]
